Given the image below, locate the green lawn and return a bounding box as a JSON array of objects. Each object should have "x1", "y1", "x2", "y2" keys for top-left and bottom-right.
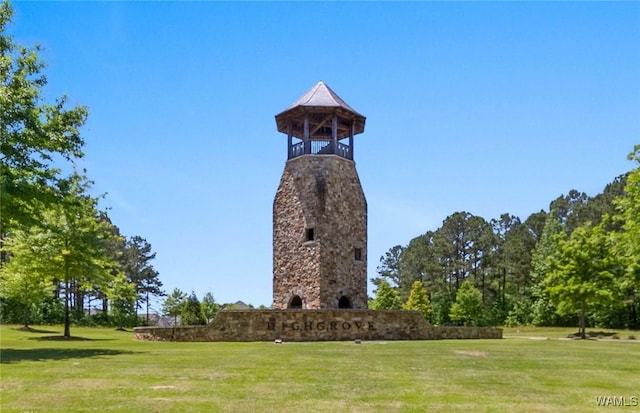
[{"x1": 1, "y1": 325, "x2": 638, "y2": 412}]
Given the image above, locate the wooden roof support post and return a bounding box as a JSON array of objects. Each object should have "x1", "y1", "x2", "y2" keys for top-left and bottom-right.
[
  {"x1": 304, "y1": 113, "x2": 310, "y2": 155},
  {"x1": 332, "y1": 113, "x2": 338, "y2": 154},
  {"x1": 349, "y1": 120, "x2": 355, "y2": 160},
  {"x1": 287, "y1": 121, "x2": 293, "y2": 159}
]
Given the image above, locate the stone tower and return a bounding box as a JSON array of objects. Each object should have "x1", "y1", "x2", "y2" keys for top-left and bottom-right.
[{"x1": 272, "y1": 81, "x2": 367, "y2": 310}]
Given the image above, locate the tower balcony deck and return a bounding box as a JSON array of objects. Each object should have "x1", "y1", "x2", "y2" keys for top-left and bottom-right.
[{"x1": 289, "y1": 139, "x2": 352, "y2": 160}]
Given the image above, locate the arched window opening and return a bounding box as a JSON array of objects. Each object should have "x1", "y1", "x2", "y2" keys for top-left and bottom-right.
[
  {"x1": 289, "y1": 295, "x2": 303, "y2": 309},
  {"x1": 338, "y1": 296, "x2": 351, "y2": 309}
]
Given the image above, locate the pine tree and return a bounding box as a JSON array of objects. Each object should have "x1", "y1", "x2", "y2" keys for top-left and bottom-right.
[
  {"x1": 181, "y1": 292, "x2": 206, "y2": 326},
  {"x1": 120, "y1": 236, "x2": 164, "y2": 324},
  {"x1": 162, "y1": 288, "x2": 186, "y2": 326}
]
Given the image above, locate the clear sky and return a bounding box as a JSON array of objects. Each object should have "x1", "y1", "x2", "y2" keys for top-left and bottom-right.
[{"x1": 8, "y1": 1, "x2": 640, "y2": 309}]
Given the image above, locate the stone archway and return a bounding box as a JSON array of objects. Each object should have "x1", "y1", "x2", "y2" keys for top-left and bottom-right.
[
  {"x1": 289, "y1": 295, "x2": 303, "y2": 309},
  {"x1": 338, "y1": 296, "x2": 352, "y2": 309}
]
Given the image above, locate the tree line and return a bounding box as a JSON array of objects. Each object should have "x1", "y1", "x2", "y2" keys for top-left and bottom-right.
[
  {"x1": 371, "y1": 151, "x2": 640, "y2": 336},
  {"x1": 0, "y1": 2, "x2": 164, "y2": 336},
  {"x1": 160, "y1": 289, "x2": 219, "y2": 326},
  {"x1": 158, "y1": 288, "x2": 270, "y2": 327}
]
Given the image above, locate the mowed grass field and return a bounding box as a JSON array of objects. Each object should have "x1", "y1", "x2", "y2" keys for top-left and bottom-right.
[{"x1": 1, "y1": 325, "x2": 639, "y2": 412}]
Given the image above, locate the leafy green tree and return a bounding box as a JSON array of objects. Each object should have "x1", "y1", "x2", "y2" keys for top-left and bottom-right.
[
  {"x1": 369, "y1": 280, "x2": 402, "y2": 310},
  {"x1": 181, "y1": 292, "x2": 206, "y2": 326},
  {"x1": 87, "y1": 217, "x2": 125, "y2": 316},
  {"x1": 0, "y1": 1, "x2": 88, "y2": 243},
  {"x1": 201, "y1": 292, "x2": 220, "y2": 323},
  {"x1": 0, "y1": 228, "x2": 54, "y2": 328},
  {"x1": 449, "y1": 280, "x2": 484, "y2": 326},
  {"x1": 108, "y1": 274, "x2": 136, "y2": 330},
  {"x1": 52, "y1": 174, "x2": 117, "y2": 336},
  {"x1": 402, "y1": 281, "x2": 431, "y2": 321},
  {"x1": 1, "y1": 173, "x2": 116, "y2": 337},
  {"x1": 543, "y1": 222, "x2": 621, "y2": 339},
  {"x1": 430, "y1": 290, "x2": 454, "y2": 325},
  {"x1": 612, "y1": 146, "x2": 640, "y2": 329},
  {"x1": 162, "y1": 288, "x2": 186, "y2": 326}
]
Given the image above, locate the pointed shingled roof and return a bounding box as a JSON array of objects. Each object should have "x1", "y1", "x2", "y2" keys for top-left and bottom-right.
[
  {"x1": 275, "y1": 81, "x2": 366, "y2": 138},
  {"x1": 283, "y1": 81, "x2": 363, "y2": 116}
]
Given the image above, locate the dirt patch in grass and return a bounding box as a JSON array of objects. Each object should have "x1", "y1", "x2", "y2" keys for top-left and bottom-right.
[
  {"x1": 503, "y1": 335, "x2": 550, "y2": 340},
  {"x1": 454, "y1": 350, "x2": 487, "y2": 357}
]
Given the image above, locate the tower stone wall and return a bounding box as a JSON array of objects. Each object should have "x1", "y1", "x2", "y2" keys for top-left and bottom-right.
[{"x1": 273, "y1": 154, "x2": 367, "y2": 310}]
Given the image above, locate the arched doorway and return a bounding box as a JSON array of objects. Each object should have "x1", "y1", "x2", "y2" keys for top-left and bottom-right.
[
  {"x1": 289, "y1": 295, "x2": 303, "y2": 309},
  {"x1": 338, "y1": 296, "x2": 351, "y2": 309}
]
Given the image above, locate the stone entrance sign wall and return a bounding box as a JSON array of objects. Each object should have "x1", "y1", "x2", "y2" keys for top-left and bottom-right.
[{"x1": 134, "y1": 310, "x2": 503, "y2": 342}]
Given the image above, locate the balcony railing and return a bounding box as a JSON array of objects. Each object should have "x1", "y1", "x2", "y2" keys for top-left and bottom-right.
[
  {"x1": 291, "y1": 141, "x2": 305, "y2": 158},
  {"x1": 289, "y1": 140, "x2": 352, "y2": 160}
]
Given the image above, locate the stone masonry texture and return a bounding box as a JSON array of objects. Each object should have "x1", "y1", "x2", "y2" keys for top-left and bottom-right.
[
  {"x1": 134, "y1": 310, "x2": 503, "y2": 342},
  {"x1": 272, "y1": 155, "x2": 367, "y2": 310}
]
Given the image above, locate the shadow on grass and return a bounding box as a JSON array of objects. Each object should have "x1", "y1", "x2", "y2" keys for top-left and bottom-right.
[
  {"x1": 587, "y1": 331, "x2": 618, "y2": 338},
  {"x1": 0, "y1": 347, "x2": 138, "y2": 364},
  {"x1": 24, "y1": 336, "x2": 116, "y2": 342},
  {"x1": 566, "y1": 331, "x2": 620, "y2": 339},
  {"x1": 12, "y1": 326, "x2": 60, "y2": 334}
]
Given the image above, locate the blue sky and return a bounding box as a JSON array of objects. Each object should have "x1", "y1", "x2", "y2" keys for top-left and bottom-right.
[{"x1": 8, "y1": 2, "x2": 639, "y2": 309}]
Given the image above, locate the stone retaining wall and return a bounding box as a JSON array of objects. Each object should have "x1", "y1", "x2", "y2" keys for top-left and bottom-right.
[{"x1": 134, "y1": 310, "x2": 502, "y2": 342}]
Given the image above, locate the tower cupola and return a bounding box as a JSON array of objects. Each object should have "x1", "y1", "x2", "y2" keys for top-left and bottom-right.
[{"x1": 275, "y1": 81, "x2": 366, "y2": 160}]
